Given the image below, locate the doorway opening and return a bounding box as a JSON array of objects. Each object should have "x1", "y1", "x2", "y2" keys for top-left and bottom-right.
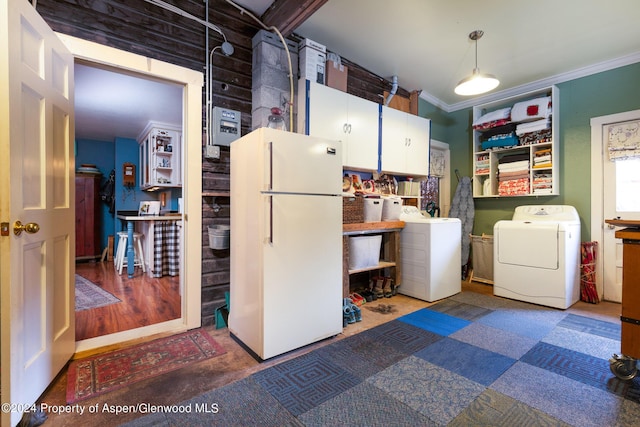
[
  {"x1": 74, "y1": 62, "x2": 183, "y2": 341},
  {"x1": 58, "y1": 33, "x2": 204, "y2": 353}
]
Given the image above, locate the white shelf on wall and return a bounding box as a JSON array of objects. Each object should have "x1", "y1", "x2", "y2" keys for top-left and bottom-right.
[{"x1": 472, "y1": 86, "x2": 559, "y2": 198}]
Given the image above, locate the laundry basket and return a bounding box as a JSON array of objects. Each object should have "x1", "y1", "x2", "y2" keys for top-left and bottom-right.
[{"x1": 470, "y1": 234, "x2": 494, "y2": 284}]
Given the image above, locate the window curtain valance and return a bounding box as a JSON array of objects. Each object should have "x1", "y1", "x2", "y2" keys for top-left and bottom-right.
[
  {"x1": 430, "y1": 149, "x2": 445, "y2": 177},
  {"x1": 608, "y1": 120, "x2": 640, "y2": 161}
]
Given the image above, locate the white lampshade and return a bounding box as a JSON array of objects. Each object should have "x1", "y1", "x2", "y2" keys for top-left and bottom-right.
[
  {"x1": 454, "y1": 30, "x2": 499, "y2": 96},
  {"x1": 455, "y1": 68, "x2": 499, "y2": 96}
]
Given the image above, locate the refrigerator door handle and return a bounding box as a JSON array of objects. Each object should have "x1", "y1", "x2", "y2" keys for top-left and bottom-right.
[
  {"x1": 267, "y1": 141, "x2": 273, "y2": 191},
  {"x1": 266, "y1": 195, "x2": 273, "y2": 244}
]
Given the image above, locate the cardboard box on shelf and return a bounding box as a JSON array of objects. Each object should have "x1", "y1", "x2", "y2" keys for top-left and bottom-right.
[
  {"x1": 326, "y1": 59, "x2": 347, "y2": 91},
  {"x1": 398, "y1": 181, "x2": 420, "y2": 197},
  {"x1": 299, "y1": 38, "x2": 326, "y2": 84}
]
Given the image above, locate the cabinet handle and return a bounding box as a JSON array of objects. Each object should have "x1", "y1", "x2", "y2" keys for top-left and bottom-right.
[
  {"x1": 343, "y1": 123, "x2": 348, "y2": 133},
  {"x1": 348, "y1": 124, "x2": 352, "y2": 134}
]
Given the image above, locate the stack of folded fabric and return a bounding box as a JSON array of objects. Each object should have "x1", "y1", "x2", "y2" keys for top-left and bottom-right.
[
  {"x1": 518, "y1": 127, "x2": 552, "y2": 146},
  {"x1": 481, "y1": 132, "x2": 519, "y2": 150},
  {"x1": 516, "y1": 118, "x2": 551, "y2": 139},
  {"x1": 472, "y1": 107, "x2": 511, "y2": 131},
  {"x1": 533, "y1": 148, "x2": 552, "y2": 169},
  {"x1": 498, "y1": 153, "x2": 530, "y2": 196},
  {"x1": 533, "y1": 173, "x2": 553, "y2": 194},
  {"x1": 511, "y1": 96, "x2": 551, "y2": 122},
  {"x1": 475, "y1": 153, "x2": 490, "y2": 174},
  {"x1": 512, "y1": 96, "x2": 552, "y2": 146}
]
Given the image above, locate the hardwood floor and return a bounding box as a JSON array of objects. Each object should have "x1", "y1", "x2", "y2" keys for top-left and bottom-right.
[{"x1": 75, "y1": 260, "x2": 181, "y2": 341}]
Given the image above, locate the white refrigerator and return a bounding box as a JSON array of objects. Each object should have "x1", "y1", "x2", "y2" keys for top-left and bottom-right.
[{"x1": 229, "y1": 128, "x2": 343, "y2": 360}]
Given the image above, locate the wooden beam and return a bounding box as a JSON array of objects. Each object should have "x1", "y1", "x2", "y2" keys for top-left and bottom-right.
[{"x1": 261, "y1": 0, "x2": 329, "y2": 37}]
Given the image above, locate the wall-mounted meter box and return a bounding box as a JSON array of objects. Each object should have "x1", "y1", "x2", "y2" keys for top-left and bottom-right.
[{"x1": 211, "y1": 107, "x2": 241, "y2": 146}]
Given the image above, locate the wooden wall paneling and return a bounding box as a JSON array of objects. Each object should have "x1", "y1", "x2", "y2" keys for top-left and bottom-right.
[{"x1": 36, "y1": 0, "x2": 416, "y2": 327}]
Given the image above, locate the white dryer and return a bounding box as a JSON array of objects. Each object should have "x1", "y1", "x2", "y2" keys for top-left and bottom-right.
[
  {"x1": 398, "y1": 206, "x2": 461, "y2": 302},
  {"x1": 493, "y1": 205, "x2": 581, "y2": 309}
]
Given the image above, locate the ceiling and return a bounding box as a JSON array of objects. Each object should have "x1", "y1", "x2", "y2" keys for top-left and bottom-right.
[
  {"x1": 74, "y1": 0, "x2": 640, "y2": 141},
  {"x1": 291, "y1": 0, "x2": 640, "y2": 110},
  {"x1": 74, "y1": 63, "x2": 183, "y2": 141}
]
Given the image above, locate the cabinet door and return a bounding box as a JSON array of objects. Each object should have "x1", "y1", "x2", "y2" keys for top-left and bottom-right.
[
  {"x1": 344, "y1": 95, "x2": 380, "y2": 170},
  {"x1": 381, "y1": 106, "x2": 408, "y2": 174},
  {"x1": 404, "y1": 113, "x2": 430, "y2": 176},
  {"x1": 308, "y1": 82, "x2": 349, "y2": 151}
]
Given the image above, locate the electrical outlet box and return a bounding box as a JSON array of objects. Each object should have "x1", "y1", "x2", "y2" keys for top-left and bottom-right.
[{"x1": 205, "y1": 145, "x2": 220, "y2": 159}]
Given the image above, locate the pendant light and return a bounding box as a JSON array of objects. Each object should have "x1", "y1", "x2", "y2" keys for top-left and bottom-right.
[{"x1": 454, "y1": 30, "x2": 499, "y2": 96}]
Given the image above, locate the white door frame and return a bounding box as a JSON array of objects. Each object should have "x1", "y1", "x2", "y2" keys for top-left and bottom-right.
[
  {"x1": 57, "y1": 34, "x2": 203, "y2": 352},
  {"x1": 590, "y1": 108, "x2": 640, "y2": 301}
]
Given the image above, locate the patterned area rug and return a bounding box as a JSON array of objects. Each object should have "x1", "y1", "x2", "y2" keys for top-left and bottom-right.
[
  {"x1": 66, "y1": 329, "x2": 226, "y2": 403},
  {"x1": 75, "y1": 274, "x2": 120, "y2": 311},
  {"x1": 122, "y1": 291, "x2": 640, "y2": 427}
]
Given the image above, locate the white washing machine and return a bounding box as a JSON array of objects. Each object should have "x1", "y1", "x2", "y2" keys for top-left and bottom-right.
[
  {"x1": 493, "y1": 205, "x2": 581, "y2": 309},
  {"x1": 398, "y1": 206, "x2": 462, "y2": 302}
]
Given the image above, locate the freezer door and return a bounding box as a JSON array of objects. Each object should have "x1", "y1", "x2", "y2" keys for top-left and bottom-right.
[
  {"x1": 262, "y1": 193, "x2": 343, "y2": 359},
  {"x1": 262, "y1": 128, "x2": 342, "y2": 195}
]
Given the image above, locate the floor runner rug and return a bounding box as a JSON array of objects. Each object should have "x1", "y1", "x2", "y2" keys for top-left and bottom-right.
[
  {"x1": 66, "y1": 329, "x2": 226, "y2": 403},
  {"x1": 75, "y1": 274, "x2": 120, "y2": 311}
]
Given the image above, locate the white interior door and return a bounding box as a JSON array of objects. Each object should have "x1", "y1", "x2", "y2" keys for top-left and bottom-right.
[
  {"x1": 602, "y1": 119, "x2": 640, "y2": 302},
  {"x1": 0, "y1": 1, "x2": 75, "y2": 425}
]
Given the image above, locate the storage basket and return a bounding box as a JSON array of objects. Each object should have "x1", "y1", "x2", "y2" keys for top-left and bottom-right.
[
  {"x1": 363, "y1": 198, "x2": 383, "y2": 222},
  {"x1": 348, "y1": 235, "x2": 382, "y2": 270},
  {"x1": 343, "y1": 195, "x2": 364, "y2": 224},
  {"x1": 470, "y1": 234, "x2": 494, "y2": 284},
  {"x1": 382, "y1": 197, "x2": 402, "y2": 221}
]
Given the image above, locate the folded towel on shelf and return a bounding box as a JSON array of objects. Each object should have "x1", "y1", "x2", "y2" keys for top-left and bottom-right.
[
  {"x1": 498, "y1": 160, "x2": 529, "y2": 171},
  {"x1": 473, "y1": 107, "x2": 511, "y2": 130},
  {"x1": 499, "y1": 170, "x2": 530, "y2": 180},
  {"x1": 499, "y1": 174, "x2": 529, "y2": 182},
  {"x1": 516, "y1": 118, "x2": 551, "y2": 136},
  {"x1": 533, "y1": 188, "x2": 553, "y2": 195},
  {"x1": 511, "y1": 96, "x2": 551, "y2": 122}
]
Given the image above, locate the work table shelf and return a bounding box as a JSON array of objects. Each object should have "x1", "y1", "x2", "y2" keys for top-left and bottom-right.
[{"x1": 342, "y1": 221, "x2": 405, "y2": 298}]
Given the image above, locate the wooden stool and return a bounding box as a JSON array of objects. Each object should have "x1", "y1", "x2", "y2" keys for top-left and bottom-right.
[{"x1": 115, "y1": 231, "x2": 146, "y2": 274}]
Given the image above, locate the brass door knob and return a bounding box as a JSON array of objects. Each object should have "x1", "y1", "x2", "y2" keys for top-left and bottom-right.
[{"x1": 14, "y1": 221, "x2": 40, "y2": 236}]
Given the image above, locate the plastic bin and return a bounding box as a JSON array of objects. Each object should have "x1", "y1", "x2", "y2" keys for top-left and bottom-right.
[
  {"x1": 348, "y1": 235, "x2": 382, "y2": 270},
  {"x1": 208, "y1": 225, "x2": 230, "y2": 250},
  {"x1": 363, "y1": 198, "x2": 383, "y2": 222},
  {"x1": 382, "y1": 197, "x2": 402, "y2": 221}
]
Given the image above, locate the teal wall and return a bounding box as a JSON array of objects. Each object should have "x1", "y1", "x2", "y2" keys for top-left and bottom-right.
[{"x1": 420, "y1": 62, "x2": 640, "y2": 240}]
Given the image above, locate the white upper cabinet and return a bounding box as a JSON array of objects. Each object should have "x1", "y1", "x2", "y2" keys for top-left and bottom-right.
[
  {"x1": 298, "y1": 80, "x2": 379, "y2": 171},
  {"x1": 381, "y1": 105, "x2": 431, "y2": 176}
]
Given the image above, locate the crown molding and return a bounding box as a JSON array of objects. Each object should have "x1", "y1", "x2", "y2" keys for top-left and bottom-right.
[{"x1": 420, "y1": 52, "x2": 640, "y2": 113}]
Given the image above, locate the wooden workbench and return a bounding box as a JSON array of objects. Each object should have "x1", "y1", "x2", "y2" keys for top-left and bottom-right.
[{"x1": 342, "y1": 221, "x2": 405, "y2": 299}]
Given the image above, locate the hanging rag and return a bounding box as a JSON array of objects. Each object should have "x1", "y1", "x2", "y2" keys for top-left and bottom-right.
[
  {"x1": 449, "y1": 176, "x2": 475, "y2": 279},
  {"x1": 99, "y1": 169, "x2": 116, "y2": 214}
]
